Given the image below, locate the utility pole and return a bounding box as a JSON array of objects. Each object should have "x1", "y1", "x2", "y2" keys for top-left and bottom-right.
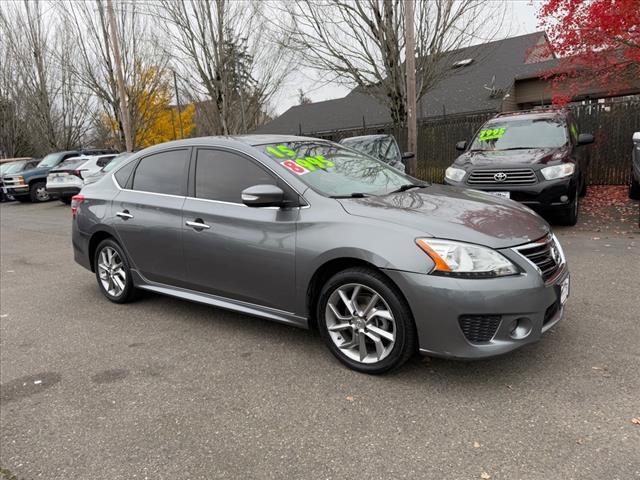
[
  {"x1": 173, "y1": 70, "x2": 184, "y2": 139},
  {"x1": 106, "y1": 0, "x2": 133, "y2": 152},
  {"x1": 404, "y1": 0, "x2": 417, "y2": 176}
]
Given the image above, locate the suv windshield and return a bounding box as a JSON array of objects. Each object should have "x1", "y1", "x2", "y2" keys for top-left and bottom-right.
[
  {"x1": 38, "y1": 153, "x2": 65, "y2": 168},
  {"x1": 261, "y1": 141, "x2": 410, "y2": 197},
  {"x1": 470, "y1": 117, "x2": 568, "y2": 151}
]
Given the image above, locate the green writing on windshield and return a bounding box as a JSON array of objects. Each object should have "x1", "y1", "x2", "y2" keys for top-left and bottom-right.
[
  {"x1": 265, "y1": 145, "x2": 335, "y2": 171},
  {"x1": 479, "y1": 127, "x2": 506, "y2": 142}
]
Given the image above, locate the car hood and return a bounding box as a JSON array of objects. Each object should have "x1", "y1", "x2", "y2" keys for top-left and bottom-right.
[
  {"x1": 454, "y1": 147, "x2": 563, "y2": 167},
  {"x1": 6, "y1": 166, "x2": 50, "y2": 177},
  {"x1": 338, "y1": 184, "x2": 550, "y2": 249}
]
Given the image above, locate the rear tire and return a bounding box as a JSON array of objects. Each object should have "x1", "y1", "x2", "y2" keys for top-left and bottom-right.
[
  {"x1": 316, "y1": 267, "x2": 417, "y2": 374},
  {"x1": 59, "y1": 196, "x2": 72, "y2": 205},
  {"x1": 29, "y1": 181, "x2": 50, "y2": 202},
  {"x1": 630, "y1": 176, "x2": 640, "y2": 200},
  {"x1": 94, "y1": 239, "x2": 137, "y2": 304}
]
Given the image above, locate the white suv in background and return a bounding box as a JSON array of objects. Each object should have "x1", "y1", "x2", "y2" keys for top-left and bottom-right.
[{"x1": 46, "y1": 154, "x2": 116, "y2": 204}]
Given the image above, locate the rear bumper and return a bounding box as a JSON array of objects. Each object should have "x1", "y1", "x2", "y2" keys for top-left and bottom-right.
[
  {"x1": 384, "y1": 263, "x2": 569, "y2": 360},
  {"x1": 444, "y1": 177, "x2": 577, "y2": 210},
  {"x1": 46, "y1": 185, "x2": 81, "y2": 196}
]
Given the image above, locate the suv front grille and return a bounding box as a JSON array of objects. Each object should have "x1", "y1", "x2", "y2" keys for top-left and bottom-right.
[
  {"x1": 459, "y1": 315, "x2": 501, "y2": 343},
  {"x1": 467, "y1": 168, "x2": 537, "y2": 185},
  {"x1": 516, "y1": 235, "x2": 563, "y2": 282}
]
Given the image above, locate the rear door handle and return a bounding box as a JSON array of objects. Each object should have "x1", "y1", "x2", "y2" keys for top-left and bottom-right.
[
  {"x1": 116, "y1": 210, "x2": 133, "y2": 220},
  {"x1": 186, "y1": 219, "x2": 211, "y2": 230}
]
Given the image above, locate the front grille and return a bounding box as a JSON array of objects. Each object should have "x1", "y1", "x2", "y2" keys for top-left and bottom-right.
[
  {"x1": 459, "y1": 315, "x2": 501, "y2": 343},
  {"x1": 516, "y1": 235, "x2": 563, "y2": 282},
  {"x1": 467, "y1": 168, "x2": 537, "y2": 185}
]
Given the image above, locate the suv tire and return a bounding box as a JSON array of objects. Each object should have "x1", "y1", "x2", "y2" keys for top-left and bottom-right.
[
  {"x1": 316, "y1": 267, "x2": 417, "y2": 374},
  {"x1": 630, "y1": 175, "x2": 640, "y2": 200},
  {"x1": 29, "y1": 181, "x2": 50, "y2": 202},
  {"x1": 94, "y1": 239, "x2": 137, "y2": 304},
  {"x1": 559, "y1": 185, "x2": 579, "y2": 226}
]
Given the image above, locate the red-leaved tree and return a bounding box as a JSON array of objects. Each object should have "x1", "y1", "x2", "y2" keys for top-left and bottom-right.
[{"x1": 538, "y1": 0, "x2": 640, "y2": 105}]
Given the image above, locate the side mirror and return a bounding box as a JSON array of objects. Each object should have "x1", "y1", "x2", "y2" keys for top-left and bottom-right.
[
  {"x1": 401, "y1": 152, "x2": 415, "y2": 164},
  {"x1": 633, "y1": 132, "x2": 640, "y2": 143},
  {"x1": 577, "y1": 133, "x2": 594, "y2": 145},
  {"x1": 455, "y1": 141, "x2": 467, "y2": 151},
  {"x1": 96, "y1": 158, "x2": 110, "y2": 167},
  {"x1": 241, "y1": 184, "x2": 285, "y2": 208}
]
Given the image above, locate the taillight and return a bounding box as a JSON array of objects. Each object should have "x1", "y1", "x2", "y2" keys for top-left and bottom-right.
[
  {"x1": 71, "y1": 195, "x2": 85, "y2": 217},
  {"x1": 72, "y1": 170, "x2": 83, "y2": 179}
]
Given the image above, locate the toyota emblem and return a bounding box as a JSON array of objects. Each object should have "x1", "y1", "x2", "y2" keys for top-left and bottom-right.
[{"x1": 494, "y1": 172, "x2": 507, "y2": 182}]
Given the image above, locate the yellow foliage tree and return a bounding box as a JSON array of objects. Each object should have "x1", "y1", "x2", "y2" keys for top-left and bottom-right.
[{"x1": 102, "y1": 65, "x2": 195, "y2": 150}]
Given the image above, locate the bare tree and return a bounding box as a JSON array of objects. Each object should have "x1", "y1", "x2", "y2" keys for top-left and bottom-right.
[
  {"x1": 157, "y1": 0, "x2": 292, "y2": 135},
  {"x1": 59, "y1": 0, "x2": 170, "y2": 150},
  {"x1": 0, "y1": 0, "x2": 92, "y2": 155},
  {"x1": 280, "y1": 0, "x2": 506, "y2": 129}
]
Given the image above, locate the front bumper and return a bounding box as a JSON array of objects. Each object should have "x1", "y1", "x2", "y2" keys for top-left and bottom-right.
[
  {"x1": 444, "y1": 177, "x2": 577, "y2": 210},
  {"x1": 384, "y1": 259, "x2": 569, "y2": 360},
  {"x1": 5, "y1": 186, "x2": 29, "y2": 195}
]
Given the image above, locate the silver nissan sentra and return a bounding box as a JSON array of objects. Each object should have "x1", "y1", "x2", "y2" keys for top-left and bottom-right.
[{"x1": 72, "y1": 135, "x2": 569, "y2": 374}]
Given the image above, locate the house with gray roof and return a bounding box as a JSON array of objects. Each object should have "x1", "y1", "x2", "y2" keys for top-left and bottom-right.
[{"x1": 255, "y1": 32, "x2": 557, "y2": 135}]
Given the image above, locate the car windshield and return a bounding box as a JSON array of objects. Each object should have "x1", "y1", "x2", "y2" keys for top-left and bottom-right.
[
  {"x1": 260, "y1": 141, "x2": 411, "y2": 197},
  {"x1": 341, "y1": 136, "x2": 399, "y2": 163},
  {"x1": 102, "y1": 153, "x2": 132, "y2": 173},
  {"x1": 470, "y1": 118, "x2": 568, "y2": 151},
  {"x1": 38, "y1": 153, "x2": 64, "y2": 168},
  {"x1": 2, "y1": 161, "x2": 27, "y2": 174}
]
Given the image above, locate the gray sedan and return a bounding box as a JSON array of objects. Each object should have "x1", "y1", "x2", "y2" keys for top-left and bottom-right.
[{"x1": 71, "y1": 135, "x2": 569, "y2": 373}]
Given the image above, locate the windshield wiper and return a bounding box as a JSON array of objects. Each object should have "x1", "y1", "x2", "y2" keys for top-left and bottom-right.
[
  {"x1": 390, "y1": 183, "x2": 428, "y2": 193},
  {"x1": 329, "y1": 192, "x2": 371, "y2": 199}
]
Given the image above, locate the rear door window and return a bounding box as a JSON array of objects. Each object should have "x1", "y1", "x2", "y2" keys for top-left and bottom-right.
[
  {"x1": 131, "y1": 149, "x2": 190, "y2": 196},
  {"x1": 194, "y1": 149, "x2": 278, "y2": 203}
]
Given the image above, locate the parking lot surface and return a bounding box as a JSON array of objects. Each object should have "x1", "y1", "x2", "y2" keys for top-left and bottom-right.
[{"x1": 1, "y1": 200, "x2": 639, "y2": 480}]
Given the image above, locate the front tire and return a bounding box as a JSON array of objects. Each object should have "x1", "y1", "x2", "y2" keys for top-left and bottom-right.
[
  {"x1": 29, "y1": 181, "x2": 50, "y2": 202},
  {"x1": 559, "y1": 184, "x2": 579, "y2": 226},
  {"x1": 316, "y1": 267, "x2": 417, "y2": 374},
  {"x1": 630, "y1": 175, "x2": 640, "y2": 200},
  {"x1": 94, "y1": 239, "x2": 136, "y2": 303}
]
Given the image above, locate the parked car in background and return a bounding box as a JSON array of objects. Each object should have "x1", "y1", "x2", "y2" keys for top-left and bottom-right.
[
  {"x1": 46, "y1": 154, "x2": 117, "y2": 204},
  {"x1": 1, "y1": 159, "x2": 40, "y2": 202},
  {"x1": 444, "y1": 109, "x2": 594, "y2": 225},
  {"x1": 3, "y1": 149, "x2": 117, "y2": 203},
  {"x1": 72, "y1": 135, "x2": 568, "y2": 374},
  {"x1": 629, "y1": 131, "x2": 640, "y2": 200},
  {"x1": 340, "y1": 134, "x2": 411, "y2": 172},
  {"x1": 83, "y1": 152, "x2": 133, "y2": 186}
]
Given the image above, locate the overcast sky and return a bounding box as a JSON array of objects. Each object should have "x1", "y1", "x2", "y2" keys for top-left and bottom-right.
[{"x1": 272, "y1": 0, "x2": 543, "y2": 115}]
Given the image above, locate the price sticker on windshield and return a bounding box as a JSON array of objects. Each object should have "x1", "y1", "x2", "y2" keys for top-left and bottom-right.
[
  {"x1": 281, "y1": 160, "x2": 310, "y2": 175},
  {"x1": 479, "y1": 127, "x2": 506, "y2": 142}
]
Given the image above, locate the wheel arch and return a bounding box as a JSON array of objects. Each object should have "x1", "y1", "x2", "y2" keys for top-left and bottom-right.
[
  {"x1": 88, "y1": 230, "x2": 117, "y2": 272},
  {"x1": 305, "y1": 257, "x2": 408, "y2": 331}
]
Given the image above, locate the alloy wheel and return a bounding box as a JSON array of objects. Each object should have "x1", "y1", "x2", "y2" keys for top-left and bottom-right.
[
  {"x1": 97, "y1": 246, "x2": 127, "y2": 297},
  {"x1": 35, "y1": 186, "x2": 49, "y2": 201},
  {"x1": 325, "y1": 283, "x2": 396, "y2": 364}
]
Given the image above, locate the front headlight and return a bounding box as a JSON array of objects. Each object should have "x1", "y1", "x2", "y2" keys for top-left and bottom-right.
[
  {"x1": 445, "y1": 167, "x2": 466, "y2": 182},
  {"x1": 416, "y1": 238, "x2": 519, "y2": 278},
  {"x1": 541, "y1": 163, "x2": 575, "y2": 180}
]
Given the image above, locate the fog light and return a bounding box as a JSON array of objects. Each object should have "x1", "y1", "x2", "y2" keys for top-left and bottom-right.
[
  {"x1": 509, "y1": 317, "x2": 532, "y2": 339},
  {"x1": 560, "y1": 195, "x2": 568, "y2": 203}
]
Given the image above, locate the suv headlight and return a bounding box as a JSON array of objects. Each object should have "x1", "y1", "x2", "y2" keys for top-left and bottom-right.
[
  {"x1": 445, "y1": 167, "x2": 466, "y2": 182},
  {"x1": 416, "y1": 238, "x2": 518, "y2": 278},
  {"x1": 541, "y1": 163, "x2": 575, "y2": 180}
]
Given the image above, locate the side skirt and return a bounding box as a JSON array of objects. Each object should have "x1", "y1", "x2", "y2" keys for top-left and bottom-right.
[{"x1": 130, "y1": 270, "x2": 308, "y2": 329}]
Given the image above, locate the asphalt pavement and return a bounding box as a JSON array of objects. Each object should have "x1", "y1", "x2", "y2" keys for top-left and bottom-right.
[{"x1": 1, "y1": 200, "x2": 639, "y2": 480}]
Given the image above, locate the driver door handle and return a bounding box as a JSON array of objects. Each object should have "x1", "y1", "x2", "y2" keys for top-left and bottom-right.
[
  {"x1": 186, "y1": 219, "x2": 211, "y2": 230},
  {"x1": 116, "y1": 210, "x2": 133, "y2": 220}
]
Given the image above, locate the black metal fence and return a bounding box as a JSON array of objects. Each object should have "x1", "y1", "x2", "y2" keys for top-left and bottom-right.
[{"x1": 307, "y1": 98, "x2": 640, "y2": 185}]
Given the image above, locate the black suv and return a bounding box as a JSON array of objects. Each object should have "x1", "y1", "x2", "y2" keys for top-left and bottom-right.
[{"x1": 444, "y1": 109, "x2": 594, "y2": 225}]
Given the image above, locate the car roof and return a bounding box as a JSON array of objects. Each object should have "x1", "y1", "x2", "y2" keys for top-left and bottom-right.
[
  {"x1": 491, "y1": 109, "x2": 569, "y2": 122},
  {"x1": 340, "y1": 134, "x2": 392, "y2": 142}
]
